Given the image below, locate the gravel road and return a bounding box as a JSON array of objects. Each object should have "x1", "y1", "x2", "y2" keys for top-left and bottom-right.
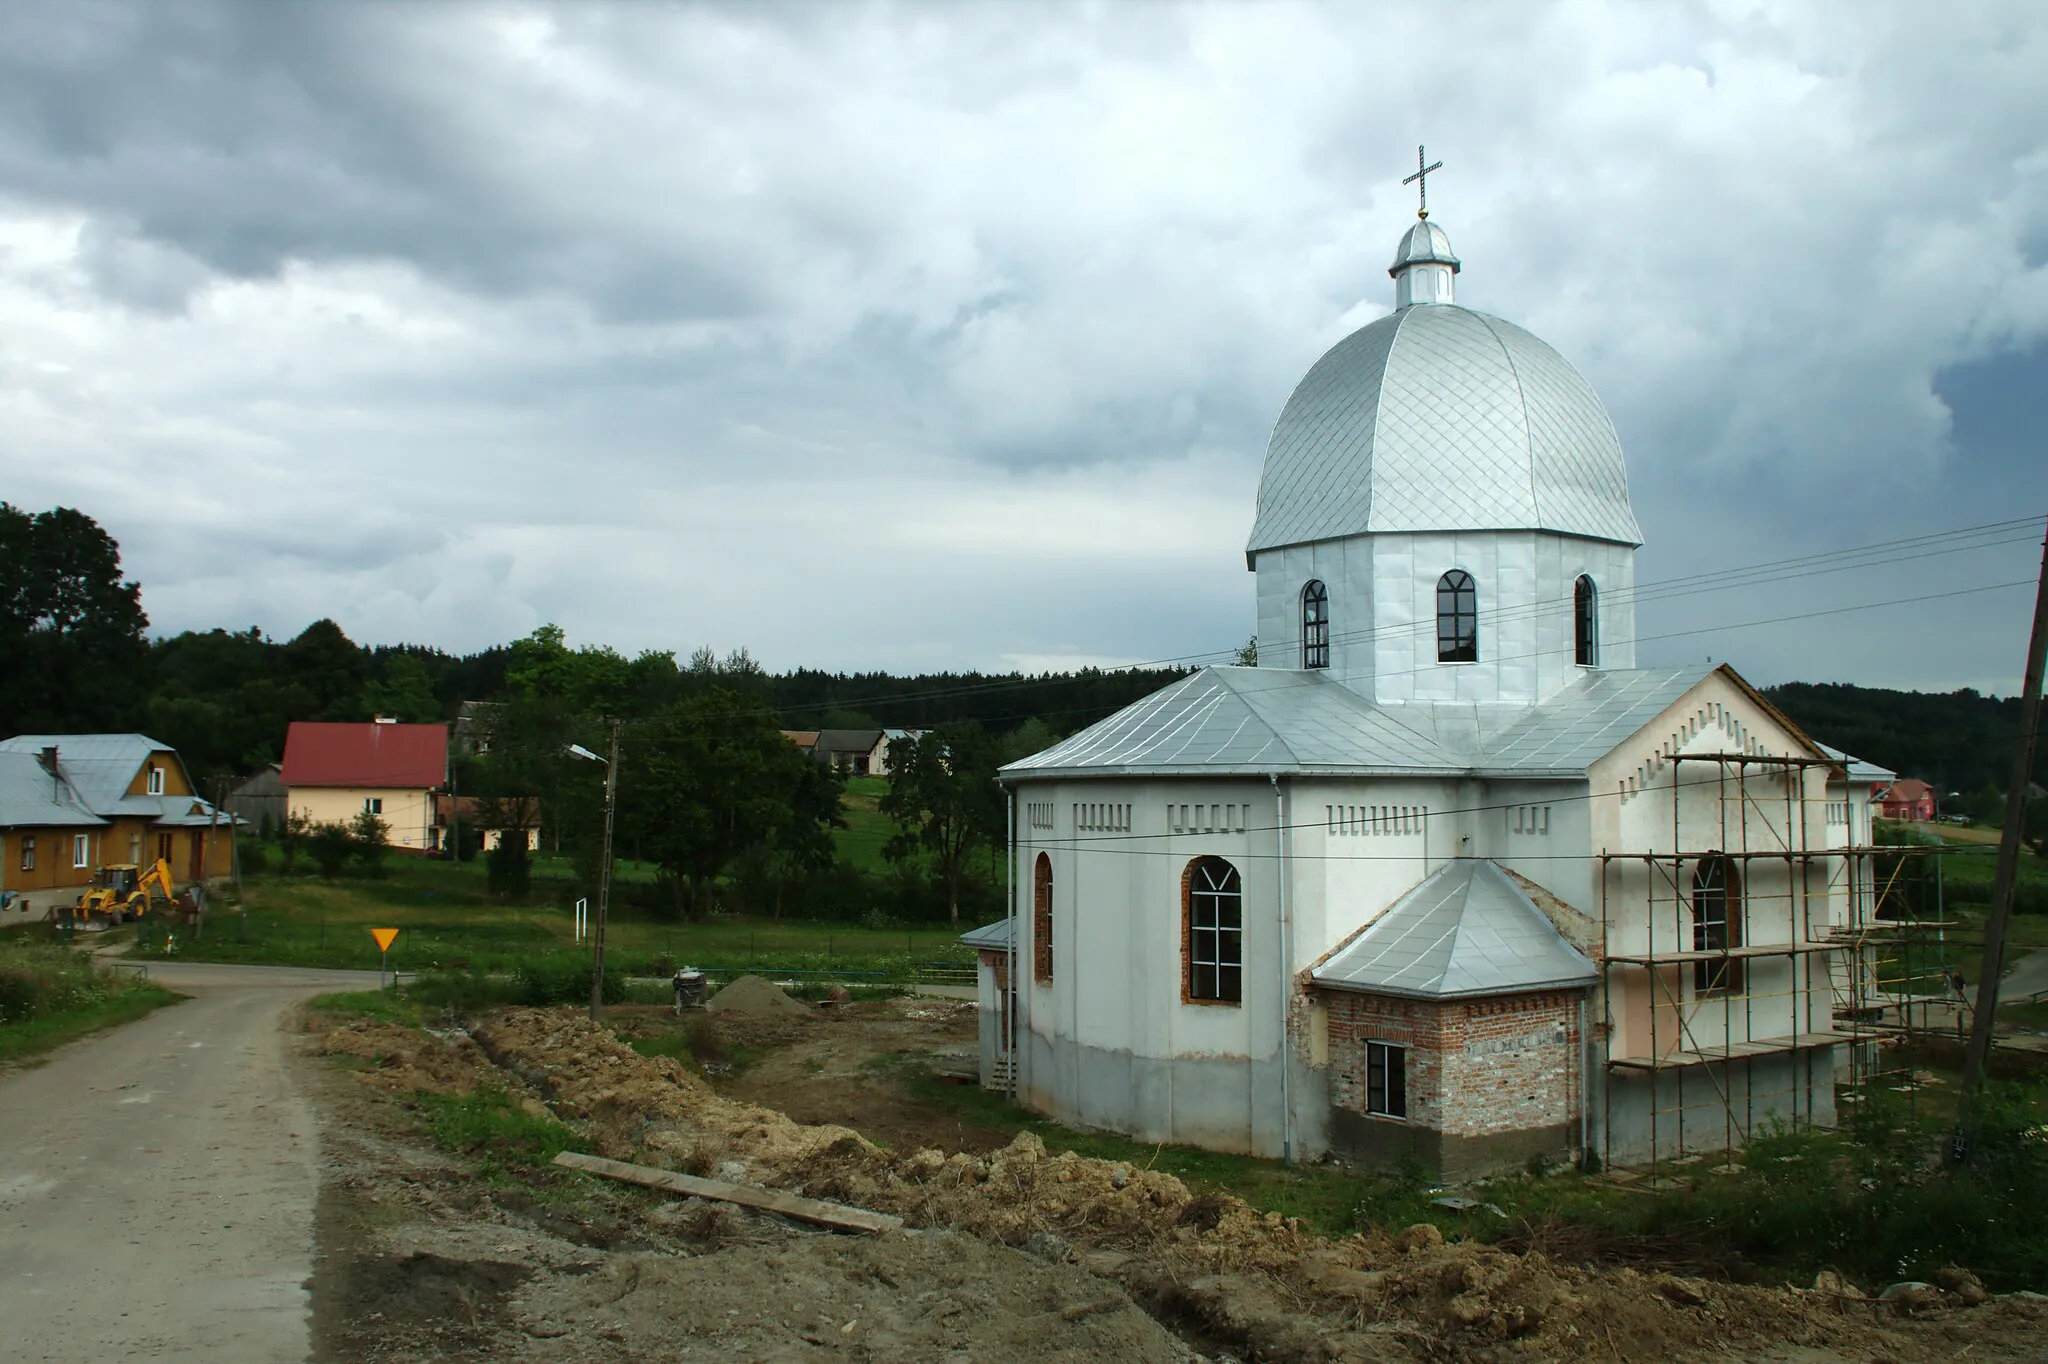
[{"x1": 0, "y1": 963, "x2": 387, "y2": 1363}]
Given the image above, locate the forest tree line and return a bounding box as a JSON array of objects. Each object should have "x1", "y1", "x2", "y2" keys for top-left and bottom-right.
[{"x1": 6, "y1": 503, "x2": 2044, "y2": 920}]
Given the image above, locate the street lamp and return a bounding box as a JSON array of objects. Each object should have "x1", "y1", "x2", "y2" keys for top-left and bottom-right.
[{"x1": 567, "y1": 719, "x2": 622, "y2": 1022}]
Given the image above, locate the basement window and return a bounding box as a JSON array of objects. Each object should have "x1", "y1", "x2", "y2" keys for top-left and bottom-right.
[{"x1": 1366, "y1": 1041, "x2": 1408, "y2": 1118}]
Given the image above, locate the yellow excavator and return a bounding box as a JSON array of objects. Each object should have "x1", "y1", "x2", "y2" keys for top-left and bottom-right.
[{"x1": 76, "y1": 859, "x2": 176, "y2": 923}]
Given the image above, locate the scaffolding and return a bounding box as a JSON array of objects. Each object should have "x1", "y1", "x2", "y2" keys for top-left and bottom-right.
[{"x1": 1594, "y1": 752, "x2": 1964, "y2": 1170}]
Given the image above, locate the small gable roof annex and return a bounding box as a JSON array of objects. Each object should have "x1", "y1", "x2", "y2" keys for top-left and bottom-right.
[{"x1": 1311, "y1": 860, "x2": 1597, "y2": 1001}]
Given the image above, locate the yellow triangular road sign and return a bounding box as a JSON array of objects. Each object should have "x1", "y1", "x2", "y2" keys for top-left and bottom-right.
[{"x1": 369, "y1": 927, "x2": 400, "y2": 953}]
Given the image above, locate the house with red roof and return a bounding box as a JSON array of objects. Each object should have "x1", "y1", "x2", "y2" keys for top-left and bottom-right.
[
  {"x1": 281, "y1": 720, "x2": 448, "y2": 853},
  {"x1": 1877, "y1": 778, "x2": 1937, "y2": 822}
]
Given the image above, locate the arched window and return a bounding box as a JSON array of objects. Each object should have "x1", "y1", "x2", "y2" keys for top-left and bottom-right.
[
  {"x1": 1183, "y1": 856, "x2": 1243, "y2": 1004},
  {"x1": 1691, "y1": 855, "x2": 1743, "y2": 994},
  {"x1": 1301, "y1": 580, "x2": 1330, "y2": 669},
  {"x1": 1436, "y1": 570, "x2": 1477, "y2": 663},
  {"x1": 1574, "y1": 575, "x2": 1598, "y2": 667},
  {"x1": 1032, "y1": 853, "x2": 1054, "y2": 984}
]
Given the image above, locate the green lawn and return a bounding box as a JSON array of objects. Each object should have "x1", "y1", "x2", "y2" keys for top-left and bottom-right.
[
  {"x1": 148, "y1": 855, "x2": 974, "y2": 976},
  {"x1": 837, "y1": 776, "x2": 898, "y2": 874}
]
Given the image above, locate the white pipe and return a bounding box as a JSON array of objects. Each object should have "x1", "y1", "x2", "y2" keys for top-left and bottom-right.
[
  {"x1": 1271, "y1": 773, "x2": 1293, "y2": 1165},
  {"x1": 1006, "y1": 786, "x2": 1019, "y2": 1099}
]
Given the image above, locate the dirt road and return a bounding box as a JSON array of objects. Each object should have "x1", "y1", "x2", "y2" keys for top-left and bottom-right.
[{"x1": 0, "y1": 963, "x2": 386, "y2": 1363}]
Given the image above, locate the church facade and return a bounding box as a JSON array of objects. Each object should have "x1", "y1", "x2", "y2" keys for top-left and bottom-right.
[{"x1": 980, "y1": 205, "x2": 1889, "y2": 1175}]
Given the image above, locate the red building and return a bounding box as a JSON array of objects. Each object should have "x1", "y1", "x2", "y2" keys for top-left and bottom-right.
[{"x1": 1877, "y1": 778, "x2": 1936, "y2": 822}]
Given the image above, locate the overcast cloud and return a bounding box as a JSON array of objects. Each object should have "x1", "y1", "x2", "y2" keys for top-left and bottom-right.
[{"x1": 3, "y1": 0, "x2": 2046, "y2": 692}]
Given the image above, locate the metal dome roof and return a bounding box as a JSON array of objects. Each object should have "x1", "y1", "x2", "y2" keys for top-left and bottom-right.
[
  {"x1": 1246, "y1": 302, "x2": 1643, "y2": 554},
  {"x1": 1389, "y1": 219, "x2": 1461, "y2": 274}
]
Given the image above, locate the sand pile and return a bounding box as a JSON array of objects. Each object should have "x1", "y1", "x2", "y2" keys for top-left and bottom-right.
[{"x1": 705, "y1": 974, "x2": 813, "y2": 1019}]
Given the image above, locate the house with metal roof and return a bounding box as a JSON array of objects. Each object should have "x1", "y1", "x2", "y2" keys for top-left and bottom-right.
[
  {"x1": 281, "y1": 720, "x2": 449, "y2": 853},
  {"x1": 0, "y1": 734, "x2": 237, "y2": 924},
  {"x1": 989, "y1": 196, "x2": 1890, "y2": 1175}
]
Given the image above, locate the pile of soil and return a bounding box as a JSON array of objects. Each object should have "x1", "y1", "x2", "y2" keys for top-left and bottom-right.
[
  {"x1": 705, "y1": 974, "x2": 813, "y2": 1020},
  {"x1": 510, "y1": 1227, "x2": 1191, "y2": 1361},
  {"x1": 461, "y1": 1008, "x2": 2048, "y2": 1360},
  {"x1": 317, "y1": 1020, "x2": 487, "y2": 1097}
]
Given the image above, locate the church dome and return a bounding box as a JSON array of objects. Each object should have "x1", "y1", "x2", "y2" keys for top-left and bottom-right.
[{"x1": 1247, "y1": 223, "x2": 1642, "y2": 555}]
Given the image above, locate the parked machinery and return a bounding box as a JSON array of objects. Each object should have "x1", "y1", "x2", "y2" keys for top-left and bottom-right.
[{"x1": 75, "y1": 858, "x2": 175, "y2": 922}]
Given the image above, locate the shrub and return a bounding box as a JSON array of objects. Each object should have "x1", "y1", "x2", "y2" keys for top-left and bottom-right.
[
  {"x1": 510, "y1": 958, "x2": 625, "y2": 1007},
  {"x1": 486, "y1": 831, "x2": 532, "y2": 900},
  {"x1": 310, "y1": 821, "x2": 355, "y2": 879},
  {"x1": 350, "y1": 811, "x2": 391, "y2": 876}
]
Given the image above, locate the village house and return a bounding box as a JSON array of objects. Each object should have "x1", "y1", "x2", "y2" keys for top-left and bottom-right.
[
  {"x1": 433, "y1": 794, "x2": 541, "y2": 853},
  {"x1": 0, "y1": 734, "x2": 237, "y2": 924},
  {"x1": 280, "y1": 720, "x2": 448, "y2": 853},
  {"x1": 974, "y1": 202, "x2": 1889, "y2": 1177},
  {"x1": 227, "y1": 762, "x2": 287, "y2": 836},
  {"x1": 814, "y1": 729, "x2": 886, "y2": 776},
  {"x1": 1876, "y1": 778, "x2": 1937, "y2": 822}
]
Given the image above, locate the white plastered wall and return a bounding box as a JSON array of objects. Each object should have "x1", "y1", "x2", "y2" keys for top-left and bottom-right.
[{"x1": 1253, "y1": 531, "x2": 1636, "y2": 706}]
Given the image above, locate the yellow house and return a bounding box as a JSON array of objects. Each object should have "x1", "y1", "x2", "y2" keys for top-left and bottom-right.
[
  {"x1": 281, "y1": 720, "x2": 448, "y2": 853},
  {"x1": 0, "y1": 734, "x2": 237, "y2": 925}
]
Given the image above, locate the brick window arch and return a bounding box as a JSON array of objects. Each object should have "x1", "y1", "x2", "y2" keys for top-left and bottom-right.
[
  {"x1": 1032, "y1": 852, "x2": 1054, "y2": 984},
  {"x1": 1183, "y1": 856, "x2": 1243, "y2": 1004}
]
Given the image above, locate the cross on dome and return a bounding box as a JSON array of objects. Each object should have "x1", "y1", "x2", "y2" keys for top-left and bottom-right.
[{"x1": 1401, "y1": 145, "x2": 1443, "y2": 219}]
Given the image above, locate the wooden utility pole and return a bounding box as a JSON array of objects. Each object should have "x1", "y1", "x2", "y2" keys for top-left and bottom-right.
[{"x1": 1961, "y1": 525, "x2": 2048, "y2": 1097}]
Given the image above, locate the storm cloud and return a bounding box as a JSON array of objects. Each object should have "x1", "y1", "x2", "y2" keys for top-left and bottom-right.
[{"x1": 2, "y1": 0, "x2": 2045, "y2": 690}]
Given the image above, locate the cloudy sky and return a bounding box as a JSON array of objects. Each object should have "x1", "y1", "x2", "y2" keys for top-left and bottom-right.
[{"x1": 4, "y1": 0, "x2": 2046, "y2": 692}]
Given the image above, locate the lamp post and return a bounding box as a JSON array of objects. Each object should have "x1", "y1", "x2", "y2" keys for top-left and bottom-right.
[{"x1": 568, "y1": 718, "x2": 623, "y2": 1022}]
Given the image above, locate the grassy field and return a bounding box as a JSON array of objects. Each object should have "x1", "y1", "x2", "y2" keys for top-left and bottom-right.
[
  {"x1": 0, "y1": 933, "x2": 185, "y2": 1064},
  {"x1": 148, "y1": 855, "x2": 975, "y2": 976}
]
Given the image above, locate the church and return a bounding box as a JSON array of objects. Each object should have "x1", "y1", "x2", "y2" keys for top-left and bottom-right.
[{"x1": 972, "y1": 169, "x2": 1891, "y2": 1176}]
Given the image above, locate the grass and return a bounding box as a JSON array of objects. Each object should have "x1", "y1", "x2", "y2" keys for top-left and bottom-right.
[
  {"x1": 0, "y1": 981, "x2": 184, "y2": 1064},
  {"x1": 836, "y1": 775, "x2": 899, "y2": 874},
  {"x1": 146, "y1": 854, "x2": 976, "y2": 977},
  {"x1": 308, "y1": 988, "x2": 425, "y2": 1027},
  {"x1": 416, "y1": 1084, "x2": 581, "y2": 1178}
]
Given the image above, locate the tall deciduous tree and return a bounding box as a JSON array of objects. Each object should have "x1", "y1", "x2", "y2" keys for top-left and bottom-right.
[
  {"x1": 618, "y1": 689, "x2": 839, "y2": 917},
  {"x1": 881, "y1": 723, "x2": 1003, "y2": 924},
  {"x1": 0, "y1": 505, "x2": 149, "y2": 732}
]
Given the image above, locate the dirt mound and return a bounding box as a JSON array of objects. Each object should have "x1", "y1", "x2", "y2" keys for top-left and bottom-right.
[
  {"x1": 460, "y1": 1008, "x2": 2039, "y2": 1362},
  {"x1": 510, "y1": 1227, "x2": 1190, "y2": 1362},
  {"x1": 705, "y1": 973, "x2": 812, "y2": 1020},
  {"x1": 318, "y1": 1021, "x2": 486, "y2": 1096}
]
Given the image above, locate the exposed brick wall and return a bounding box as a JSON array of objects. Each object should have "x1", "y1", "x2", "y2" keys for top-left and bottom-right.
[{"x1": 1322, "y1": 988, "x2": 1582, "y2": 1142}]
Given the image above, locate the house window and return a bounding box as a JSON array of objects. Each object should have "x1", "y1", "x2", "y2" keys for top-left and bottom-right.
[
  {"x1": 20, "y1": 836, "x2": 34, "y2": 871},
  {"x1": 1436, "y1": 570, "x2": 1477, "y2": 662},
  {"x1": 1691, "y1": 855, "x2": 1744, "y2": 993},
  {"x1": 74, "y1": 834, "x2": 91, "y2": 869},
  {"x1": 364, "y1": 797, "x2": 384, "y2": 815},
  {"x1": 1032, "y1": 853, "x2": 1054, "y2": 984},
  {"x1": 1366, "y1": 1041, "x2": 1407, "y2": 1118},
  {"x1": 1574, "y1": 575, "x2": 1598, "y2": 666},
  {"x1": 1302, "y1": 580, "x2": 1330, "y2": 670},
  {"x1": 146, "y1": 765, "x2": 165, "y2": 795},
  {"x1": 1184, "y1": 856, "x2": 1242, "y2": 1004}
]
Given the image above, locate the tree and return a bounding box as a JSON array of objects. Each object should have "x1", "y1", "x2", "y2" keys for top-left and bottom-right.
[
  {"x1": 1235, "y1": 636, "x2": 1258, "y2": 666},
  {"x1": 362, "y1": 653, "x2": 441, "y2": 723},
  {"x1": 310, "y1": 821, "x2": 355, "y2": 879},
  {"x1": 881, "y1": 723, "x2": 1003, "y2": 923},
  {"x1": 0, "y1": 504, "x2": 149, "y2": 732},
  {"x1": 486, "y1": 827, "x2": 533, "y2": 898},
  {"x1": 349, "y1": 810, "x2": 390, "y2": 876},
  {"x1": 617, "y1": 689, "x2": 836, "y2": 918}
]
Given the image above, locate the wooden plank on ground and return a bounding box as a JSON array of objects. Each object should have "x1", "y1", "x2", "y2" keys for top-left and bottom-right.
[{"x1": 552, "y1": 1151, "x2": 902, "y2": 1234}]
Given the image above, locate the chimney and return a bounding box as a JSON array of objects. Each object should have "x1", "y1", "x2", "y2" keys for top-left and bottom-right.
[{"x1": 39, "y1": 746, "x2": 59, "y2": 799}]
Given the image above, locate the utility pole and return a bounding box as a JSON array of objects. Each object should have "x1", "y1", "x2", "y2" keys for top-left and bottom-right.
[
  {"x1": 589, "y1": 717, "x2": 622, "y2": 1022},
  {"x1": 1961, "y1": 525, "x2": 2048, "y2": 1098}
]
